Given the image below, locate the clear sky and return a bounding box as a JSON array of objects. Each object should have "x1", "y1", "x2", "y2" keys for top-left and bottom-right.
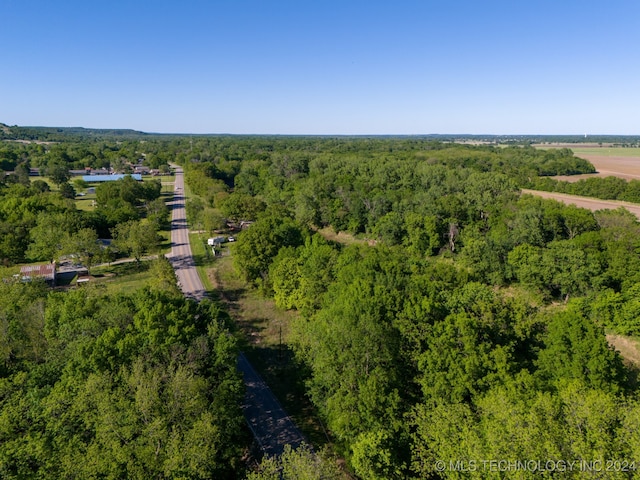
[{"x1": 1, "y1": 0, "x2": 639, "y2": 134}]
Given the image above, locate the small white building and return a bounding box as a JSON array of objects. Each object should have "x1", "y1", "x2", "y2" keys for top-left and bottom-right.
[{"x1": 207, "y1": 236, "x2": 226, "y2": 246}]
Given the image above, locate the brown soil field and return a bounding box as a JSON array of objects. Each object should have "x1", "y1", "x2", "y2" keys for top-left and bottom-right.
[
  {"x1": 554, "y1": 154, "x2": 640, "y2": 182},
  {"x1": 521, "y1": 189, "x2": 640, "y2": 217},
  {"x1": 526, "y1": 151, "x2": 640, "y2": 219}
]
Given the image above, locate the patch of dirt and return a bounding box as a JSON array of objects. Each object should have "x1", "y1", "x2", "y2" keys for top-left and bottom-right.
[
  {"x1": 206, "y1": 269, "x2": 219, "y2": 289},
  {"x1": 555, "y1": 155, "x2": 640, "y2": 182},
  {"x1": 607, "y1": 334, "x2": 640, "y2": 369}
]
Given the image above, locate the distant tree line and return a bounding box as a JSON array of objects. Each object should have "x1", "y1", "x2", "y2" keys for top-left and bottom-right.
[
  {"x1": 531, "y1": 175, "x2": 640, "y2": 203},
  {"x1": 2, "y1": 123, "x2": 640, "y2": 146}
]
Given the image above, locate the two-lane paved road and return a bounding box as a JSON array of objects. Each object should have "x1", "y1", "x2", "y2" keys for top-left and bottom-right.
[
  {"x1": 166, "y1": 166, "x2": 306, "y2": 457},
  {"x1": 166, "y1": 167, "x2": 207, "y2": 300}
]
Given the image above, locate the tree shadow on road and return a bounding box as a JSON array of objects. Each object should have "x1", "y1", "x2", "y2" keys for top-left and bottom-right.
[{"x1": 209, "y1": 256, "x2": 333, "y2": 450}]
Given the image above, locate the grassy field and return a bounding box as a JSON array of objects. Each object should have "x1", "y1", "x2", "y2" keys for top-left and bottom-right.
[
  {"x1": 29, "y1": 176, "x2": 56, "y2": 189},
  {"x1": 84, "y1": 260, "x2": 156, "y2": 294},
  {"x1": 569, "y1": 147, "x2": 640, "y2": 157},
  {"x1": 188, "y1": 231, "x2": 217, "y2": 292},
  {"x1": 535, "y1": 145, "x2": 640, "y2": 157},
  {"x1": 75, "y1": 193, "x2": 97, "y2": 211},
  {"x1": 316, "y1": 226, "x2": 376, "y2": 246},
  {"x1": 151, "y1": 174, "x2": 175, "y2": 195},
  {"x1": 607, "y1": 334, "x2": 640, "y2": 368},
  {"x1": 146, "y1": 174, "x2": 174, "y2": 183}
]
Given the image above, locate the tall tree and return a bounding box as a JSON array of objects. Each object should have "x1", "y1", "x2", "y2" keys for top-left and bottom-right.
[
  {"x1": 111, "y1": 220, "x2": 160, "y2": 263},
  {"x1": 233, "y1": 213, "x2": 307, "y2": 285},
  {"x1": 64, "y1": 227, "x2": 103, "y2": 273},
  {"x1": 536, "y1": 309, "x2": 627, "y2": 392},
  {"x1": 46, "y1": 162, "x2": 70, "y2": 186}
]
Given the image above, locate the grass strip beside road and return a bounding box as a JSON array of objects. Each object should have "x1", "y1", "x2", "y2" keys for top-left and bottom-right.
[{"x1": 188, "y1": 231, "x2": 215, "y2": 293}]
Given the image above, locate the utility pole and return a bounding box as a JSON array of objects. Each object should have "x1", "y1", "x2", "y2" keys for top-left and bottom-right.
[{"x1": 279, "y1": 324, "x2": 283, "y2": 363}]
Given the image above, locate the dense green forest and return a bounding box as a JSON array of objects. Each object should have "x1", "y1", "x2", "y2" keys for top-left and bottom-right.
[
  {"x1": 176, "y1": 136, "x2": 640, "y2": 478},
  {"x1": 4, "y1": 130, "x2": 640, "y2": 478},
  {"x1": 0, "y1": 259, "x2": 244, "y2": 478}
]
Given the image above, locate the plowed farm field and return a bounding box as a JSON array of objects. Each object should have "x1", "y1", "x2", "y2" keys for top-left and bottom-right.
[
  {"x1": 527, "y1": 145, "x2": 640, "y2": 217},
  {"x1": 555, "y1": 151, "x2": 640, "y2": 182}
]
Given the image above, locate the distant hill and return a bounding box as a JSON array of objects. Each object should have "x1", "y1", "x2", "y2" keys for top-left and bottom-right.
[
  {"x1": 1, "y1": 122, "x2": 639, "y2": 145},
  {"x1": 0, "y1": 123, "x2": 151, "y2": 141}
]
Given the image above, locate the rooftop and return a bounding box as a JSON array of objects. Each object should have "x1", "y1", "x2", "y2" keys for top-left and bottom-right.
[
  {"x1": 82, "y1": 174, "x2": 142, "y2": 182},
  {"x1": 19, "y1": 263, "x2": 56, "y2": 282}
]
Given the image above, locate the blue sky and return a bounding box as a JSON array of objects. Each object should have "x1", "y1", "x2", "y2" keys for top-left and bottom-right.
[{"x1": 1, "y1": 0, "x2": 639, "y2": 134}]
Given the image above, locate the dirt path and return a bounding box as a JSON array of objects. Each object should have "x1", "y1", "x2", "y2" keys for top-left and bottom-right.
[{"x1": 521, "y1": 189, "x2": 640, "y2": 219}]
